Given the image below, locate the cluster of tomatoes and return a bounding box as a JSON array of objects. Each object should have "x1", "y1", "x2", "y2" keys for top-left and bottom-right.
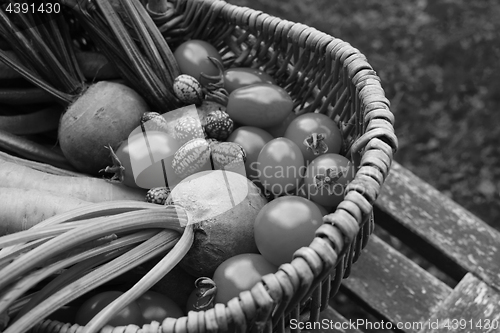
[
  {"x1": 173, "y1": 40, "x2": 355, "y2": 308},
  {"x1": 73, "y1": 39, "x2": 355, "y2": 327}
]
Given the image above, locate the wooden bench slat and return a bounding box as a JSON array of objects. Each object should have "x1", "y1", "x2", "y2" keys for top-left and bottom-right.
[
  {"x1": 418, "y1": 273, "x2": 500, "y2": 333},
  {"x1": 374, "y1": 161, "x2": 500, "y2": 290},
  {"x1": 340, "y1": 234, "x2": 451, "y2": 333}
]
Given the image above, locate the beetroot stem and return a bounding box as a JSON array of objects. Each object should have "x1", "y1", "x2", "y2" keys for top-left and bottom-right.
[{"x1": 84, "y1": 222, "x2": 194, "y2": 333}]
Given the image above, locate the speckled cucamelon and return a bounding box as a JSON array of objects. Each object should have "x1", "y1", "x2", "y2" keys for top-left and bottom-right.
[
  {"x1": 174, "y1": 116, "x2": 206, "y2": 146},
  {"x1": 173, "y1": 74, "x2": 204, "y2": 106},
  {"x1": 204, "y1": 110, "x2": 234, "y2": 141},
  {"x1": 172, "y1": 139, "x2": 247, "y2": 179}
]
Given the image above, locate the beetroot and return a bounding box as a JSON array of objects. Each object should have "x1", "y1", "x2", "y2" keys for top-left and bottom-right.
[
  {"x1": 166, "y1": 170, "x2": 267, "y2": 277},
  {"x1": 58, "y1": 81, "x2": 148, "y2": 175}
]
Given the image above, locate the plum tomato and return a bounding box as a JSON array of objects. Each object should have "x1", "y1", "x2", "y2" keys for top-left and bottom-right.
[
  {"x1": 135, "y1": 291, "x2": 184, "y2": 323},
  {"x1": 257, "y1": 137, "x2": 305, "y2": 196},
  {"x1": 75, "y1": 291, "x2": 143, "y2": 326},
  {"x1": 185, "y1": 278, "x2": 216, "y2": 313},
  {"x1": 254, "y1": 196, "x2": 324, "y2": 266},
  {"x1": 303, "y1": 153, "x2": 355, "y2": 208},
  {"x1": 213, "y1": 253, "x2": 277, "y2": 304},
  {"x1": 174, "y1": 40, "x2": 223, "y2": 84},
  {"x1": 186, "y1": 288, "x2": 214, "y2": 313},
  {"x1": 311, "y1": 200, "x2": 329, "y2": 216},
  {"x1": 227, "y1": 126, "x2": 274, "y2": 183},
  {"x1": 223, "y1": 68, "x2": 276, "y2": 94},
  {"x1": 226, "y1": 83, "x2": 293, "y2": 128},
  {"x1": 266, "y1": 110, "x2": 298, "y2": 138},
  {"x1": 284, "y1": 113, "x2": 342, "y2": 164},
  {"x1": 105, "y1": 131, "x2": 181, "y2": 189}
]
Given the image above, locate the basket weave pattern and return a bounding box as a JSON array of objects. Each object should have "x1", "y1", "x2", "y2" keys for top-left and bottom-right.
[{"x1": 32, "y1": 0, "x2": 398, "y2": 332}]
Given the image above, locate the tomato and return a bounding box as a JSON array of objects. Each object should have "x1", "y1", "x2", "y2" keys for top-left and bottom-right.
[
  {"x1": 135, "y1": 291, "x2": 183, "y2": 322},
  {"x1": 303, "y1": 153, "x2": 355, "y2": 208},
  {"x1": 109, "y1": 130, "x2": 181, "y2": 189},
  {"x1": 185, "y1": 287, "x2": 214, "y2": 313},
  {"x1": 311, "y1": 200, "x2": 329, "y2": 216},
  {"x1": 213, "y1": 253, "x2": 277, "y2": 304},
  {"x1": 227, "y1": 83, "x2": 293, "y2": 128},
  {"x1": 284, "y1": 113, "x2": 342, "y2": 164},
  {"x1": 254, "y1": 196, "x2": 323, "y2": 266},
  {"x1": 174, "y1": 40, "x2": 223, "y2": 84},
  {"x1": 75, "y1": 291, "x2": 143, "y2": 326},
  {"x1": 266, "y1": 110, "x2": 298, "y2": 138},
  {"x1": 226, "y1": 126, "x2": 273, "y2": 183},
  {"x1": 48, "y1": 305, "x2": 77, "y2": 324},
  {"x1": 257, "y1": 138, "x2": 305, "y2": 196},
  {"x1": 223, "y1": 68, "x2": 276, "y2": 94}
]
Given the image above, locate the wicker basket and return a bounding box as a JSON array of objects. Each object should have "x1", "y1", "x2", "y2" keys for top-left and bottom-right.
[{"x1": 31, "y1": 0, "x2": 397, "y2": 332}]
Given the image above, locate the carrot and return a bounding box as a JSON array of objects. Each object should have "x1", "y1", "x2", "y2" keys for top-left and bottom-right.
[
  {"x1": 0, "y1": 130, "x2": 75, "y2": 170},
  {"x1": 0, "y1": 188, "x2": 92, "y2": 236},
  {"x1": 0, "y1": 160, "x2": 147, "y2": 203},
  {"x1": 147, "y1": 0, "x2": 169, "y2": 14},
  {"x1": 0, "y1": 151, "x2": 86, "y2": 177},
  {"x1": 75, "y1": 52, "x2": 119, "y2": 81},
  {"x1": 0, "y1": 88, "x2": 56, "y2": 105},
  {"x1": 0, "y1": 105, "x2": 63, "y2": 135},
  {"x1": 0, "y1": 51, "x2": 119, "y2": 81}
]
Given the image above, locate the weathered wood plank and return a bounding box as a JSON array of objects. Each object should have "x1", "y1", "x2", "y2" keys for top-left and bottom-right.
[
  {"x1": 340, "y1": 234, "x2": 452, "y2": 333},
  {"x1": 301, "y1": 306, "x2": 364, "y2": 333},
  {"x1": 418, "y1": 273, "x2": 500, "y2": 333},
  {"x1": 374, "y1": 161, "x2": 500, "y2": 290}
]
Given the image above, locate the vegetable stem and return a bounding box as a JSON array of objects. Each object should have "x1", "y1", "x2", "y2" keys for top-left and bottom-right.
[
  {"x1": 0, "y1": 88, "x2": 56, "y2": 105},
  {"x1": 4, "y1": 229, "x2": 179, "y2": 333},
  {"x1": 0, "y1": 208, "x2": 186, "y2": 291},
  {"x1": 148, "y1": 0, "x2": 170, "y2": 14},
  {"x1": 0, "y1": 151, "x2": 86, "y2": 177},
  {"x1": 0, "y1": 105, "x2": 63, "y2": 134},
  {"x1": 0, "y1": 201, "x2": 160, "y2": 265},
  {"x1": 85, "y1": 223, "x2": 194, "y2": 333},
  {"x1": 11, "y1": 230, "x2": 157, "y2": 320},
  {"x1": 0, "y1": 129, "x2": 75, "y2": 170}
]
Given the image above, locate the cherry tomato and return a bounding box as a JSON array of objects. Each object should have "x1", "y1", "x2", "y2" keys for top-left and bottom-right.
[
  {"x1": 135, "y1": 291, "x2": 183, "y2": 323},
  {"x1": 109, "y1": 131, "x2": 181, "y2": 189},
  {"x1": 227, "y1": 83, "x2": 293, "y2": 128},
  {"x1": 223, "y1": 68, "x2": 276, "y2": 94},
  {"x1": 254, "y1": 196, "x2": 324, "y2": 266},
  {"x1": 75, "y1": 291, "x2": 143, "y2": 326},
  {"x1": 213, "y1": 253, "x2": 277, "y2": 304},
  {"x1": 303, "y1": 153, "x2": 355, "y2": 208},
  {"x1": 185, "y1": 288, "x2": 214, "y2": 313},
  {"x1": 227, "y1": 126, "x2": 273, "y2": 183},
  {"x1": 174, "y1": 40, "x2": 222, "y2": 84},
  {"x1": 311, "y1": 200, "x2": 329, "y2": 216},
  {"x1": 266, "y1": 110, "x2": 298, "y2": 138},
  {"x1": 284, "y1": 113, "x2": 342, "y2": 164},
  {"x1": 257, "y1": 138, "x2": 305, "y2": 196},
  {"x1": 48, "y1": 305, "x2": 77, "y2": 324}
]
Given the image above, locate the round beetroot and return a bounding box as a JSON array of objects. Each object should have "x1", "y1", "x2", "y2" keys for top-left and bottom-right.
[
  {"x1": 166, "y1": 170, "x2": 268, "y2": 277},
  {"x1": 58, "y1": 81, "x2": 147, "y2": 175}
]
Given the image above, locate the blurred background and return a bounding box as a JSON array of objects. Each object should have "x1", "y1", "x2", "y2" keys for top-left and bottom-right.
[{"x1": 226, "y1": 0, "x2": 500, "y2": 331}]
